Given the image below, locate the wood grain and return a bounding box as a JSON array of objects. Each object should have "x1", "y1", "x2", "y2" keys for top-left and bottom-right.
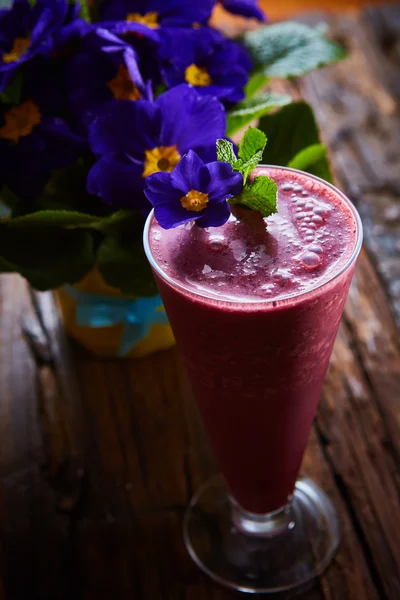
[
  {"x1": 299, "y1": 6, "x2": 400, "y2": 325},
  {"x1": 1, "y1": 5, "x2": 400, "y2": 600}
]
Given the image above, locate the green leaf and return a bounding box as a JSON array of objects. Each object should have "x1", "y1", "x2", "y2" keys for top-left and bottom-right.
[
  {"x1": 4, "y1": 207, "x2": 142, "y2": 236},
  {"x1": 0, "y1": 71, "x2": 23, "y2": 105},
  {"x1": 0, "y1": 224, "x2": 95, "y2": 290},
  {"x1": 79, "y1": 0, "x2": 91, "y2": 22},
  {"x1": 238, "y1": 151, "x2": 263, "y2": 184},
  {"x1": 216, "y1": 139, "x2": 237, "y2": 166},
  {"x1": 94, "y1": 210, "x2": 144, "y2": 234},
  {"x1": 288, "y1": 143, "x2": 332, "y2": 182},
  {"x1": 288, "y1": 143, "x2": 327, "y2": 170},
  {"x1": 98, "y1": 234, "x2": 158, "y2": 298},
  {"x1": 226, "y1": 93, "x2": 291, "y2": 136},
  {"x1": 240, "y1": 21, "x2": 347, "y2": 79},
  {"x1": 6, "y1": 210, "x2": 102, "y2": 229},
  {"x1": 0, "y1": 186, "x2": 19, "y2": 217},
  {"x1": 230, "y1": 176, "x2": 278, "y2": 218},
  {"x1": 154, "y1": 84, "x2": 167, "y2": 97},
  {"x1": 97, "y1": 212, "x2": 157, "y2": 297},
  {"x1": 245, "y1": 72, "x2": 269, "y2": 97},
  {"x1": 238, "y1": 126, "x2": 267, "y2": 163},
  {"x1": 35, "y1": 160, "x2": 108, "y2": 217},
  {"x1": 259, "y1": 101, "x2": 333, "y2": 182}
]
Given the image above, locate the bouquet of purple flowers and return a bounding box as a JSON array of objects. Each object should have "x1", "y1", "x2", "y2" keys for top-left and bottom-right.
[{"x1": 0, "y1": 0, "x2": 345, "y2": 296}]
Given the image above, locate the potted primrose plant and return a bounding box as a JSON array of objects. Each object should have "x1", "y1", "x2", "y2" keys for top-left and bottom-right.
[{"x1": 0, "y1": 0, "x2": 345, "y2": 358}]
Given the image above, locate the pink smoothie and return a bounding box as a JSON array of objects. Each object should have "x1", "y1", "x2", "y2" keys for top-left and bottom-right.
[{"x1": 146, "y1": 166, "x2": 360, "y2": 514}]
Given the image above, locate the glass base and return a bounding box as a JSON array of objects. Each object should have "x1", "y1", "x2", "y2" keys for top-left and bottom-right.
[{"x1": 184, "y1": 475, "x2": 340, "y2": 594}]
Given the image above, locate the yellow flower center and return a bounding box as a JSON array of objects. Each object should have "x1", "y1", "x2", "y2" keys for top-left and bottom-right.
[
  {"x1": 107, "y1": 65, "x2": 141, "y2": 101},
  {"x1": 185, "y1": 64, "x2": 212, "y2": 87},
  {"x1": 180, "y1": 189, "x2": 209, "y2": 212},
  {"x1": 143, "y1": 145, "x2": 181, "y2": 178},
  {"x1": 0, "y1": 100, "x2": 41, "y2": 143},
  {"x1": 2, "y1": 37, "x2": 31, "y2": 64},
  {"x1": 126, "y1": 11, "x2": 159, "y2": 28}
]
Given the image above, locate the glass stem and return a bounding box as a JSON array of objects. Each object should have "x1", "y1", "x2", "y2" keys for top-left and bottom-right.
[{"x1": 230, "y1": 496, "x2": 294, "y2": 538}]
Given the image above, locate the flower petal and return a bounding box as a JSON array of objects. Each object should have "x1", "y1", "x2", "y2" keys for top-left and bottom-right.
[
  {"x1": 145, "y1": 166, "x2": 210, "y2": 229},
  {"x1": 157, "y1": 84, "x2": 226, "y2": 153},
  {"x1": 39, "y1": 117, "x2": 88, "y2": 169},
  {"x1": 153, "y1": 202, "x2": 202, "y2": 230},
  {"x1": 206, "y1": 161, "x2": 244, "y2": 201},
  {"x1": 221, "y1": 0, "x2": 266, "y2": 21},
  {"x1": 100, "y1": 20, "x2": 161, "y2": 43},
  {"x1": 144, "y1": 171, "x2": 180, "y2": 207},
  {"x1": 87, "y1": 153, "x2": 147, "y2": 209},
  {"x1": 124, "y1": 47, "x2": 146, "y2": 89},
  {"x1": 196, "y1": 201, "x2": 231, "y2": 228},
  {"x1": 100, "y1": 0, "x2": 214, "y2": 24},
  {"x1": 170, "y1": 150, "x2": 210, "y2": 194},
  {"x1": 89, "y1": 100, "x2": 161, "y2": 158}
]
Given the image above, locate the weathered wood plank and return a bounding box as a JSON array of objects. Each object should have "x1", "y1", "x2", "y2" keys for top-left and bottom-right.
[
  {"x1": 0, "y1": 276, "x2": 40, "y2": 474},
  {"x1": 299, "y1": 8, "x2": 400, "y2": 325},
  {"x1": 302, "y1": 426, "x2": 379, "y2": 600},
  {"x1": 318, "y1": 269, "x2": 400, "y2": 598}
]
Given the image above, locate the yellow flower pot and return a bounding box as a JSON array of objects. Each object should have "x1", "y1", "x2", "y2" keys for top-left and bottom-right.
[{"x1": 54, "y1": 269, "x2": 175, "y2": 359}]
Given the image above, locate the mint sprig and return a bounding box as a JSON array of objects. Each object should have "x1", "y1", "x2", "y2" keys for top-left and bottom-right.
[
  {"x1": 231, "y1": 176, "x2": 278, "y2": 218},
  {"x1": 217, "y1": 126, "x2": 278, "y2": 218}
]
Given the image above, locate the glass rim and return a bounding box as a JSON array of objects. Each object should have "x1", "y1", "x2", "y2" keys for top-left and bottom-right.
[{"x1": 143, "y1": 165, "x2": 363, "y2": 308}]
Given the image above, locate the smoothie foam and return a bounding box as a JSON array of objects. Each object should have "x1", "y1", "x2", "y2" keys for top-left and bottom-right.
[{"x1": 150, "y1": 167, "x2": 357, "y2": 305}]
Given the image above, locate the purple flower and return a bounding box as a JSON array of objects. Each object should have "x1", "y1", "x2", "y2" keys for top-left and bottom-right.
[
  {"x1": 87, "y1": 84, "x2": 226, "y2": 210},
  {"x1": 52, "y1": 2, "x2": 93, "y2": 54},
  {"x1": 159, "y1": 27, "x2": 252, "y2": 104},
  {"x1": 65, "y1": 29, "x2": 151, "y2": 127},
  {"x1": 0, "y1": 0, "x2": 68, "y2": 92},
  {"x1": 220, "y1": 0, "x2": 266, "y2": 21},
  {"x1": 98, "y1": 0, "x2": 214, "y2": 42},
  {"x1": 145, "y1": 150, "x2": 243, "y2": 228},
  {"x1": 0, "y1": 61, "x2": 87, "y2": 198}
]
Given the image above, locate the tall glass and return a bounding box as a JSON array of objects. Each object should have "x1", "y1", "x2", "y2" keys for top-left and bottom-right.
[{"x1": 143, "y1": 167, "x2": 362, "y2": 594}]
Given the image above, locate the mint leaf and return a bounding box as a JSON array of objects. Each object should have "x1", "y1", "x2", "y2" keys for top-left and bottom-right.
[
  {"x1": 238, "y1": 150, "x2": 263, "y2": 184},
  {"x1": 216, "y1": 139, "x2": 237, "y2": 167},
  {"x1": 230, "y1": 176, "x2": 278, "y2": 218},
  {"x1": 217, "y1": 127, "x2": 268, "y2": 185},
  {"x1": 226, "y1": 92, "x2": 291, "y2": 136},
  {"x1": 238, "y1": 126, "x2": 267, "y2": 163},
  {"x1": 240, "y1": 21, "x2": 347, "y2": 79},
  {"x1": 259, "y1": 101, "x2": 333, "y2": 182}
]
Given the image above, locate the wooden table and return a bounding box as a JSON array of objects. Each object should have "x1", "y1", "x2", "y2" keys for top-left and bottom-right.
[{"x1": 1, "y1": 4, "x2": 400, "y2": 599}]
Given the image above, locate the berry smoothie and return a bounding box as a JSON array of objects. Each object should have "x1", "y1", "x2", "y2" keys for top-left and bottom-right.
[{"x1": 145, "y1": 166, "x2": 361, "y2": 514}]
